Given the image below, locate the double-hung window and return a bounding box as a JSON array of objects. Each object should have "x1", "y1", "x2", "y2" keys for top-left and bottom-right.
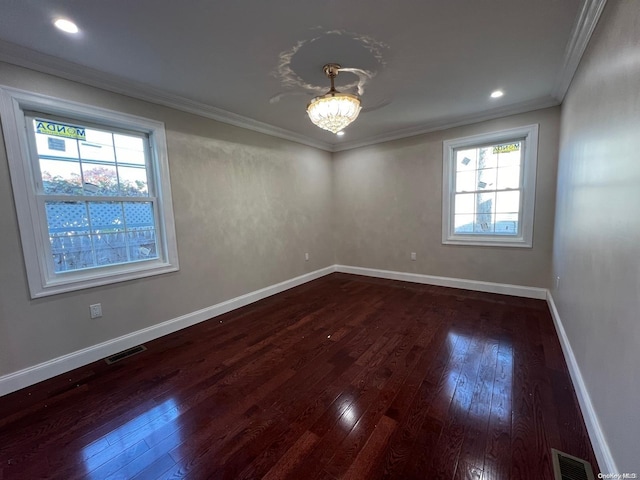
[
  {"x1": 442, "y1": 124, "x2": 538, "y2": 247},
  {"x1": 0, "y1": 87, "x2": 179, "y2": 298}
]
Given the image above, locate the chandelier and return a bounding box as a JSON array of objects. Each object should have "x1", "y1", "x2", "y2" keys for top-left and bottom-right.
[{"x1": 306, "y1": 64, "x2": 362, "y2": 134}]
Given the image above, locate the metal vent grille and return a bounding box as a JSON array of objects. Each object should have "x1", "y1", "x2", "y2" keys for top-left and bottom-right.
[
  {"x1": 105, "y1": 345, "x2": 147, "y2": 364},
  {"x1": 552, "y1": 448, "x2": 595, "y2": 480}
]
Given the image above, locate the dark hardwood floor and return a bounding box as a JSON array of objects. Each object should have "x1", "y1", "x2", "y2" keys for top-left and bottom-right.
[{"x1": 0, "y1": 273, "x2": 599, "y2": 479}]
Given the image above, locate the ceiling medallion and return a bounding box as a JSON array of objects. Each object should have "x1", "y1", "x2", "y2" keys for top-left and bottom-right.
[{"x1": 306, "y1": 64, "x2": 362, "y2": 134}]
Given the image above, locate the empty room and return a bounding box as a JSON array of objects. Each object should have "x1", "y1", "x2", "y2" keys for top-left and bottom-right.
[{"x1": 0, "y1": 0, "x2": 637, "y2": 478}]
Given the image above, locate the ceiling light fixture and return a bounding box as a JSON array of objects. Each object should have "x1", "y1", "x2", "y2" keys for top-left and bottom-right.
[
  {"x1": 490, "y1": 90, "x2": 504, "y2": 98},
  {"x1": 54, "y1": 18, "x2": 79, "y2": 34},
  {"x1": 336, "y1": 131, "x2": 345, "y2": 136},
  {"x1": 307, "y1": 64, "x2": 362, "y2": 134}
]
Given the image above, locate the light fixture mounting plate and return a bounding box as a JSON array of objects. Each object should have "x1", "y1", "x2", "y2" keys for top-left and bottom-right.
[{"x1": 323, "y1": 64, "x2": 341, "y2": 78}]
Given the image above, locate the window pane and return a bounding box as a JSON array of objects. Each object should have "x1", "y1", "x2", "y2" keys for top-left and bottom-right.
[
  {"x1": 477, "y1": 191, "x2": 496, "y2": 209},
  {"x1": 84, "y1": 129, "x2": 114, "y2": 147},
  {"x1": 51, "y1": 234, "x2": 96, "y2": 272},
  {"x1": 89, "y1": 202, "x2": 125, "y2": 233},
  {"x1": 79, "y1": 130, "x2": 115, "y2": 162},
  {"x1": 496, "y1": 191, "x2": 520, "y2": 213},
  {"x1": 124, "y1": 203, "x2": 157, "y2": 261},
  {"x1": 114, "y1": 134, "x2": 146, "y2": 166},
  {"x1": 128, "y1": 229, "x2": 158, "y2": 261},
  {"x1": 124, "y1": 202, "x2": 155, "y2": 229},
  {"x1": 477, "y1": 168, "x2": 497, "y2": 190},
  {"x1": 118, "y1": 166, "x2": 148, "y2": 196},
  {"x1": 93, "y1": 232, "x2": 128, "y2": 266},
  {"x1": 45, "y1": 202, "x2": 89, "y2": 236},
  {"x1": 474, "y1": 215, "x2": 495, "y2": 233},
  {"x1": 455, "y1": 171, "x2": 475, "y2": 192},
  {"x1": 40, "y1": 159, "x2": 83, "y2": 194},
  {"x1": 495, "y1": 213, "x2": 518, "y2": 235},
  {"x1": 35, "y1": 133, "x2": 79, "y2": 159},
  {"x1": 475, "y1": 191, "x2": 494, "y2": 233},
  {"x1": 454, "y1": 193, "x2": 475, "y2": 214},
  {"x1": 478, "y1": 147, "x2": 498, "y2": 169},
  {"x1": 496, "y1": 166, "x2": 521, "y2": 190},
  {"x1": 115, "y1": 147, "x2": 146, "y2": 166},
  {"x1": 456, "y1": 149, "x2": 477, "y2": 171},
  {"x1": 497, "y1": 144, "x2": 522, "y2": 168},
  {"x1": 82, "y1": 165, "x2": 119, "y2": 196},
  {"x1": 114, "y1": 134, "x2": 143, "y2": 151},
  {"x1": 454, "y1": 214, "x2": 474, "y2": 233},
  {"x1": 79, "y1": 143, "x2": 115, "y2": 162}
]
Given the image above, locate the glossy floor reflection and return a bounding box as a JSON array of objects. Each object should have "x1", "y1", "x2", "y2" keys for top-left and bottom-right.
[
  {"x1": 82, "y1": 398, "x2": 181, "y2": 478},
  {"x1": 0, "y1": 273, "x2": 599, "y2": 479}
]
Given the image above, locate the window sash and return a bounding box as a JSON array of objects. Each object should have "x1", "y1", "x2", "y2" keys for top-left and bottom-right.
[
  {"x1": 36, "y1": 196, "x2": 162, "y2": 278},
  {"x1": 25, "y1": 113, "x2": 155, "y2": 198},
  {"x1": 442, "y1": 125, "x2": 538, "y2": 247},
  {"x1": 451, "y1": 143, "x2": 525, "y2": 237},
  {"x1": 24, "y1": 114, "x2": 166, "y2": 278}
]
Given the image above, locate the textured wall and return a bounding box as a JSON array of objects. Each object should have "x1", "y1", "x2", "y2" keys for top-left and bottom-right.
[
  {"x1": 551, "y1": 1, "x2": 640, "y2": 472},
  {"x1": 333, "y1": 107, "x2": 560, "y2": 287},
  {"x1": 0, "y1": 63, "x2": 333, "y2": 376}
]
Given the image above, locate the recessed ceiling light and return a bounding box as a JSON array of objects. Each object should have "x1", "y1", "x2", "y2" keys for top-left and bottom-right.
[
  {"x1": 336, "y1": 131, "x2": 345, "y2": 136},
  {"x1": 490, "y1": 90, "x2": 504, "y2": 99},
  {"x1": 54, "y1": 18, "x2": 79, "y2": 34}
]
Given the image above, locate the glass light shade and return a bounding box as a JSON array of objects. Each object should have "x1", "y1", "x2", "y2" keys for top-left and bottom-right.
[{"x1": 306, "y1": 92, "x2": 362, "y2": 134}]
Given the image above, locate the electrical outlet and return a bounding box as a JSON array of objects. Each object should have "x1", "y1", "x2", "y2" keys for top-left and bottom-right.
[
  {"x1": 90, "y1": 303, "x2": 102, "y2": 319},
  {"x1": 305, "y1": 252, "x2": 309, "y2": 261},
  {"x1": 411, "y1": 252, "x2": 417, "y2": 261}
]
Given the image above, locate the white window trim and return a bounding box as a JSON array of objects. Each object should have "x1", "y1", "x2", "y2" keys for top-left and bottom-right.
[
  {"x1": 0, "y1": 86, "x2": 179, "y2": 298},
  {"x1": 442, "y1": 124, "x2": 538, "y2": 248}
]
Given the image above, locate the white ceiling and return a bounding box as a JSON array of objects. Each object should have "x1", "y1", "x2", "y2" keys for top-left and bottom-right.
[{"x1": 0, "y1": 0, "x2": 605, "y2": 151}]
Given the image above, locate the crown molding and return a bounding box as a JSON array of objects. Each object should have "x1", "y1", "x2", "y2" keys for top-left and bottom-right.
[
  {"x1": 332, "y1": 96, "x2": 560, "y2": 152},
  {"x1": 0, "y1": 38, "x2": 575, "y2": 155},
  {"x1": 551, "y1": 0, "x2": 608, "y2": 101},
  {"x1": 0, "y1": 40, "x2": 333, "y2": 152}
]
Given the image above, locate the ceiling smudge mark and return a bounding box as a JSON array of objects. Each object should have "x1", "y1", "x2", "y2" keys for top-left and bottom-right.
[
  {"x1": 337, "y1": 67, "x2": 373, "y2": 96},
  {"x1": 269, "y1": 91, "x2": 308, "y2": 105},
  {"x1": 316, "y1": 28, "x2": 388, "y2": 65},
  {"x1": 271, "y1": 29, "x2": 388, "y2": 102}
]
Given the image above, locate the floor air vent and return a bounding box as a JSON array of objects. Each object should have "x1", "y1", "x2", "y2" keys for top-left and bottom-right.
[
  {"x1": 105, "y1": 345, "x2": 147, "y2": 364},
  {"x1": 552, "y1": 448, "x2": 595, "y2": 480}
]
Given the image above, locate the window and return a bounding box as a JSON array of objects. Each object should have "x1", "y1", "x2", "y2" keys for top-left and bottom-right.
[
  {"x1": 0, "y1": 86, "x2": 179, "y2": 298},
  {"x1": 442, "y1": 124, "x2": 538, "y2": 247}
]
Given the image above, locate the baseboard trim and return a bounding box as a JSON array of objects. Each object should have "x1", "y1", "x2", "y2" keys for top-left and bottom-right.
[
  {"x1": 0, "y1": 265, "x2": 336, "y2": 397},
  {"x1": 336, "y1": 265, "x2": 547, "y2": 299},
  {"x1": 546, "y1": 291, "x2": 617, "y2": 473}
]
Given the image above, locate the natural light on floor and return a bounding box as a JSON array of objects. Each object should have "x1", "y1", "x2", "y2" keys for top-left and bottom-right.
[{"x1": 82, "y1": 398, "x2": 181, "y2": 478}]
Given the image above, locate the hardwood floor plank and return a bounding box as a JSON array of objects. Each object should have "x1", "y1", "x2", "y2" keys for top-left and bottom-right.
[
  {"x1": 454, "y1": 334, "x2": 500, "y2": 479},
  {"x1": 342, "y1": 414, "x2": 397, "y2": 480},
  {"x1": 261, "y1": 430, "x2": 319, "y2": 480},
  {"x1": 483, "y1": 338, "x2": 513, "y2": 480}
]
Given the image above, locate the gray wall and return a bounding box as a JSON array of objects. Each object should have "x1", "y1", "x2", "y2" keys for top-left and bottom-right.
[
  {"x1": 333, "y1": 107, "x2": 560, "y2": 287},
  {"x1": 551, "y1": 1, "x2": 640, "y2": 472},
  {"x1": 0, "y1": 62, "x2": 334, "y2": 376}
]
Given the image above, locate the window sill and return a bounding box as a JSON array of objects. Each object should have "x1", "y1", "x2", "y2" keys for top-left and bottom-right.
[
  {"x1": 443, "y1": 236, "x2": 532, "y2": 248},
  {"x1": 32, "y1": 261, "x2": 179, "y2": 298}
]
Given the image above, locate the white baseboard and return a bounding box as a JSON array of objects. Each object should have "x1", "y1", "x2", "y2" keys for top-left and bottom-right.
[
  {"x1": 335, "y1": 265, "x2": 548, "y2": 299},
  {"x1": 546, "y1": 291, "x2": 617, "y2": 473},
  {"x1": 0, "y1": 265, "x2": 336, "y2": 396}
]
